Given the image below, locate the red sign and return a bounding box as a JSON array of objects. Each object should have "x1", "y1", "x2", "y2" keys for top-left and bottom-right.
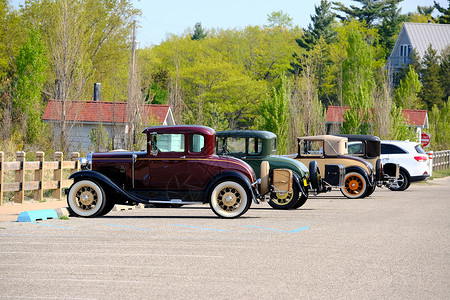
[{"x1": 421, "y1": 133, "x2": 430, "y2": 147}]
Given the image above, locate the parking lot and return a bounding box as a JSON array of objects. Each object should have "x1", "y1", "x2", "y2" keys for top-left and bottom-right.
[{"x1": 1, "y1": 177, "x2": 449, "y2": 299}]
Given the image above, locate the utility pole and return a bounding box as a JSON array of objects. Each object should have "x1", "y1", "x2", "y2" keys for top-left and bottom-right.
[{"x1": 127, "y1": 20, "x2": 138, "y2": 149}]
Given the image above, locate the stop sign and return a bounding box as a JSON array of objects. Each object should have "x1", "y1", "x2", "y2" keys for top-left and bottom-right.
[{"x1": 421, "y1": 133, "x2": 430, "y2": 147}]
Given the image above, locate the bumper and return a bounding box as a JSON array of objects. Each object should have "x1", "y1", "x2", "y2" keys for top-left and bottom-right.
[{"x1": 410, "y1": 174, "x2": 431, "y2": 182}]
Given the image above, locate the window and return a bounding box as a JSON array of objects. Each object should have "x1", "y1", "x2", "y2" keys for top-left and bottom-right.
[
  {"x1": 226, "y1": 137, "x2": 246, "y2": 154},
  {"x1": 381, "y1": 144, "x2": 407, "y2": 155},
  {"x1": 248, "y1": 138, "x2": 262, "y2": 155},
  {"x1": 348, "y1": 142, "x2": 364, "y2": 155},
  {"x1": 414, "y1": 145, "x2": 426, "y2": 154},
  {"x1": 300, "y1": 140, "x2": 323, "y2": 155},
  {"x1": 153, "y1": 134, "x2": 185, "y2": 153},
  {"x1": 400, "y1": 44, "x2": 411, "y2": 57},
  {"x1": 189, "y1": 134, "x2": 204, "y2": 153}
]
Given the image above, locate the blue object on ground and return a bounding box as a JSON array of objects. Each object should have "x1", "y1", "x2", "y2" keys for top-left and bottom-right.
[{"x1": 17, "y1": 209, "x2": 59, "y2": 222}]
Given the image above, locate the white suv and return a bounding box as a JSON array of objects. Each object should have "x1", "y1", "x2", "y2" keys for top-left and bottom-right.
[{"x1": 380, "y1": 140, "x2": 430, "y2": 191}]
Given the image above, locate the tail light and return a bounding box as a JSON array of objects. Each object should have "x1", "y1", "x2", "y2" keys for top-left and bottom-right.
[{"x1": 414, "y1": 155, "x2": 428, "y2": 162}]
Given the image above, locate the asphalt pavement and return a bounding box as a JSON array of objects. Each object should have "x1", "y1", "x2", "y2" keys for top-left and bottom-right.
[{"x1": 0, "y1": 177, "x2": 449, "y2": 299}]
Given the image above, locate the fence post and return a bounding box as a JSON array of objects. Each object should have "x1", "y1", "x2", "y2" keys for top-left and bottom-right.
[
  {"x1": 0, "y1": 152, "x2": 3, "y2": 206},
  {"x1": 14, "y1": 151, "x2": 25, "y2": 203},
  {"x1": 52, "y1": 152, "x2": 63, "y2": 200},
  {"x1": 34, "y1": 152, "x2": 45, "y2": 201},
  {"x1": 71, "y1": 152, "x2": 80, "y2": 174}
]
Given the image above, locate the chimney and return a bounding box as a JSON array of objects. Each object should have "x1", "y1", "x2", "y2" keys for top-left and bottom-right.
[{"x1": 93, "y1": 83, "x2": 101, "y2": 101}]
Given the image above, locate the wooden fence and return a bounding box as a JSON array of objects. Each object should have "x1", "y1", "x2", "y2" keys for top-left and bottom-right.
[
  {"x1": 431, "y1": 150, "x2": 450, "y2": 171},
  {"x1": 0, "y1": 151, "x2": 80, "y2": 206}
]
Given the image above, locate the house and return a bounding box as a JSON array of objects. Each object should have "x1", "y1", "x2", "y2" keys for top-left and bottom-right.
[
  {"x1": 387, "y1": 22, "x2": 450, "y2": 73},
  {"x1": 326, "y1": 105, "x2": 429, "y2": 137},
  {"x1": 43, "y1": 100, "x2": 176, "y2": 151}
]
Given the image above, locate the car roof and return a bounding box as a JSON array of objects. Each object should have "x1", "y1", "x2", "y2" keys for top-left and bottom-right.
[
  {"x1": 142, "y1": 125, "x2": 215, "y2": 136},
  {"x1": 217, "y1": 130, "x2": 276, "y2": 140},
  {"x1": 335, "y1": 134, "x2": 380, "y2": 142},
  {"x1": 298, "y1": 135, "x2": 348, "y2": 155}
]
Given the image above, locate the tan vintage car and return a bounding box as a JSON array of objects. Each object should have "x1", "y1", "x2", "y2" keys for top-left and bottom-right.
[{"x1": 291, "y1": 135, "x2": 378, "y2": 199}]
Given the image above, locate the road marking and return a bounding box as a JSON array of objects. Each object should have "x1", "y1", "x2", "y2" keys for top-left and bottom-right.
[
  {"x1": 244, "y1": 225, "x2": 310, "y2": 233},
  {"x1": 30, "y1": 222, "x2": 76, "y2": 230},
  {"x1": 173, "y1": 224, "x2": 228, "y2": 232},
  {"x1": 104, "y1": 223, "x2": 151, "y2": 231}
]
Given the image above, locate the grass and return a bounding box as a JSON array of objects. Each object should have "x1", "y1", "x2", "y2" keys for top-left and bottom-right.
[
  {"x1": 59, "y1": 215, "x2": 69, "y2": 220},
  {"x1": 430, "y1": 169, "x2": 450, "y2": 179}
]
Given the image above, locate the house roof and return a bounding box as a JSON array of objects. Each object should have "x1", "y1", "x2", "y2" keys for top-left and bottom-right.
[
  {"x1": 326, "y1": 106, "x2": 428, "y2": 128},
  {"x1": 43, "y1": 100, "x2": 171, "y2": 125},
  {"x1": 391, "y1": 22, "x2": 450, "y2": 59}
]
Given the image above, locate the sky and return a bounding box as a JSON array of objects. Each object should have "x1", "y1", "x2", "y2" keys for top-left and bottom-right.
[
  {"x1": 11, "y1": 0, "x2": 447, "y2": 47},
  {"x1": 131, "y1": 0, "x2": 446, "y2": 47}
]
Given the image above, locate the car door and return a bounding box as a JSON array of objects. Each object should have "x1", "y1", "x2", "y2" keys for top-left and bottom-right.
[{"x1": 146, "y1": 133, "x2": 191, "y2": 191}]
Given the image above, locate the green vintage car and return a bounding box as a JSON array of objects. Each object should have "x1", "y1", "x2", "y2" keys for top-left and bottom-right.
[{"x1": 217, "y1": 130, "x2": 322, "y2": 209}]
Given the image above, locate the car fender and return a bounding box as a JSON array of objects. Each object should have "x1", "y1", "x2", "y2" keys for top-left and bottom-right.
[
  {"x1": 344, "y1": 166, "x2": 374, "y2": 187},
  {"x1": 292, "y1": 172, "x2": 308, "y2": 198},
  {"x1": 68, "y1": 170, "x2": 147, "y2": 204},
  {"x1": 205, "y1": 171, "x2": 258, "y2": 204}
]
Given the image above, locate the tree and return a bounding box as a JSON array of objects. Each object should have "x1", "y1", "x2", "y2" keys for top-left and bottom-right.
[
  {"x1": 332, "y1": 0, "x2": 401, "y2": 27},
  {"x1": 341, "y1": 29, "x2": 374, "y2": 134},
  {"x1": 267, "y1": 10, "x2": 293, "y2": 29},
  {"x1": 297, "y1": 0, "x2": 336, "y2": 52},
  {"x1": 377, "y1": 0, "x2": 406, "y2": 54},
  {"x1": 434, "y1": 0, "x2": 450, "y2": 24},
  {"x1": 420, "y1": 44, "x2": 444, "y2": 110},
  {"x1": 429, "y1": 102, "x2": 450, "y2": 150},
  {"x1": 439, "y1": 45, "x2": 450, "y2": 102},
  {"x1": 259, "y1": 76, "x2": 290, "y2": 154},
  {"x1": 394, "y1": 66, "x2": 422, "y2": 109},
  {"x1": 191, "y1": 22, "x2": 207, "y2": 40},
  {"x1": 14, "y1": 28, "x2": 48, "y2": 144}
]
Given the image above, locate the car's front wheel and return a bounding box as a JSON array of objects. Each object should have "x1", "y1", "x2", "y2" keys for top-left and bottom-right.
[
  {"x1": 340, "y1": 172, "x2": 367, "y2": 199},
  {"x1": 209, "y1": 180, "x2": 251, "y2": 218},
  {"x1": 388, "y1": 169, "x2": 410, "y2": 191},
  {"x1": 67, "y1": 180, "x2": 108, "y2": 217}
]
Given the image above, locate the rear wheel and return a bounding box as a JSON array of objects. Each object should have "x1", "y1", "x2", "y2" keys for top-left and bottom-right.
[
  {"x1": 388, "y1": 169, "x2": 410, "y2": 191},
  {"x1": 292, "y1": 183, "x2": 309, "y2": 209},
  {"x1": 67, "y1": 180, "x2": 108, "y2": 217},
  {"x1": 340, "y1": 172, "x2": 367, "y2": 199},
  {"x1": 210, "y1": 180, "x2": 251, "y2": 218}
]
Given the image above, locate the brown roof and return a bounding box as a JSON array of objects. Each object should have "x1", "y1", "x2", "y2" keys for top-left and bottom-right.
[
  {"x1": 43, "y1": 100, "x2": 170, "y2": 124},
  {"x1": 326, "y1": 106, "x2": 428, "y2": 127}
]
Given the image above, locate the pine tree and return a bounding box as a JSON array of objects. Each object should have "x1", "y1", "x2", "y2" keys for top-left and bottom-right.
[
  {"x1": 439, "y1": 46, "x2": 450, "y2": 102},
  {"x1": 191, "y1": 22, "x2": 207, "y2": 40},
  {"x1": 332, "y1": 0, "x2": 398, "y2": 26},
  {"x1": 433, "y1": 0, "x2": 450, "y2": 24},
  {"x1": 297, "y1": 0, "x2": 336, "y2": 51},
  {"x1": 420, "y1": 45, "x2": 444, "y2": 110}
]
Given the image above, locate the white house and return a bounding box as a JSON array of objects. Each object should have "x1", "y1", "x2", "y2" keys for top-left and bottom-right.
[
  {"x1": 387, "y1": 22, "x2": 450, "y2": 73},
  {"x1": 43, "y1": 100, "x2": 176, "y2": 151}
]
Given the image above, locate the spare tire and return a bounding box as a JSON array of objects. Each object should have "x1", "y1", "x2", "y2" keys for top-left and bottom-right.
[{"x1": 260, "y1": 161, "x2": 270, "y2": 196}]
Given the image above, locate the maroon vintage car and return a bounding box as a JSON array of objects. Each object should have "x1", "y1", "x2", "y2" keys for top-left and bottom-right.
[{"x1": 67, "y1": 125, "x2": 259, "y2": 218}]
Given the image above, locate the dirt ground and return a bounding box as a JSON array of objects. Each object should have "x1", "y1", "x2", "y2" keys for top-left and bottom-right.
[{"x1": 0, "y1": 199, "x2": 67, "y2": 222}]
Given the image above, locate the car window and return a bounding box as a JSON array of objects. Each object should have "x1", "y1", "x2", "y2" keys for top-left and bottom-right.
[
  {"x1": 348, "y1": 142, "x2": 364, "y2": 155},
  {"x1": 248, "y1": 138, "x2": 262, "y2": 155},
  {"x1": 300, "y1": 140, "x2": 323, "y2": 155},
  {"x1": 414, "y1": 145, "x2": 426, "y2": 154},
  {"x1": 381, "y1": 144, "x2": 407, "y2": 154},
  {"x1": 272, "y1": 138, "x2": 277, "y2": 152},
  {"x1": 189, "y1": 134, "x2": 204, "y2": 153},
  {"x1": 153, "y1": 134, "x2": 185, "y2": 153}
]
